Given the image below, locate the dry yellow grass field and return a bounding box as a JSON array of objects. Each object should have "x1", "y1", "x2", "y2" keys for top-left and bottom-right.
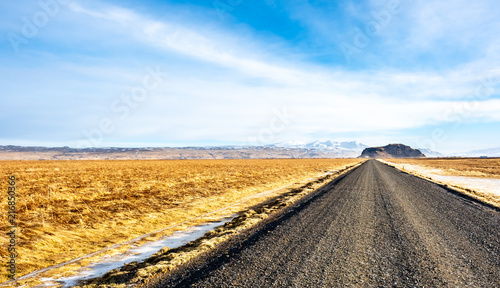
[
  {"x1": 386, "y1": 158, "x2": 500, "y2": 178},
  {"x1": 0, "y1": 158, "x2": 361, "y2": 283}
]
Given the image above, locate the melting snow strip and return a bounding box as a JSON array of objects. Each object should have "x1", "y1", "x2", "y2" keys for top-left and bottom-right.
[
  {"x1": 378, "y1": 160, "x2": 500, "y2": 199},
  {"x1": 41, "y1": 215, "x2": 236, "y2": 287}
]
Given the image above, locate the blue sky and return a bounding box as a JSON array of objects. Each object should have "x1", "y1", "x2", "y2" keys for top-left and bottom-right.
[{"x1": 1, "y1": 0, "x2": 499, "y2": 153}]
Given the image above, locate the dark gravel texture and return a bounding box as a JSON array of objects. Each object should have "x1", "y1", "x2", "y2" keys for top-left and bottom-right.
[{"x1": 146, "y1": 160, "x2": 500, "y2": 287}]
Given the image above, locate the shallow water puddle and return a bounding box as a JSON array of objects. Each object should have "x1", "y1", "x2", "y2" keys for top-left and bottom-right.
[{"x1": 41, "y1": 215, "x2": 236, "y2": 287}]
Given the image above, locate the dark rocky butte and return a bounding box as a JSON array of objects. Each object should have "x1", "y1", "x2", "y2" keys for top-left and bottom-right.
[{"x1": 359, "y1": 144, "x2": 426, "y2": 158}]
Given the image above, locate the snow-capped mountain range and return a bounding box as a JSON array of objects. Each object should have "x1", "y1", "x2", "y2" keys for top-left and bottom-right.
[
  {"x1": 416, "y1": 147, "x2": 500, "y2": 157},
  {"x1": 268, "y1": 140, "x2": 368, "y2": 150},
  {"x1": 416, "y1": 148, "x2": 444, "y2": 158},
  {"x1": 455, "y1": 147, "x2": 500, "y2": 158},
  {"x1": 266, "y1": 140, "x2": 369, "y2": 158}
]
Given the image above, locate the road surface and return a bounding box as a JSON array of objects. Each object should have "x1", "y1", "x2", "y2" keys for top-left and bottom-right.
[{"x1": 147, "y1": 160, "x2": 500, "y2": 287}]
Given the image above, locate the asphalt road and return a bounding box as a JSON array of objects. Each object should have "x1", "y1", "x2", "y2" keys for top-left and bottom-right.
[{"x1": 148, "y1": 160, "x2": 500, "y2": 287}]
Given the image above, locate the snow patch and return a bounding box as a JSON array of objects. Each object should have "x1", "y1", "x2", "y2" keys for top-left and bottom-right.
[{"x1": 379, "y1": 160, "x2": 500, "y2": 200}]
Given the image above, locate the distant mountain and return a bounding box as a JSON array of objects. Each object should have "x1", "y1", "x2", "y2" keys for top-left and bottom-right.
[
  {"x1": 417, "y1": 148, "x2": 444, "y2": 158},
  {"x1": 460, "y1": 147, "x2": 500, "y2": 157},
  {"x1": 0, "y1": 141, "x2": 369, "y2": 160},
  {"x1": 360, "y1": 144, "x2": 426, "y2": 158},
  {"x1": 268, "y1": 140, "x2": 368, "y2": 158},
  {"x1": 270, "y1": 140, "x2": 367, "y2": 150}
]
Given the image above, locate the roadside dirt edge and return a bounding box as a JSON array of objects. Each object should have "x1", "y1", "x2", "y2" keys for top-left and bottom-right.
[{"x1": 377, "y1": 159, "x2": 500, "y2": 210}]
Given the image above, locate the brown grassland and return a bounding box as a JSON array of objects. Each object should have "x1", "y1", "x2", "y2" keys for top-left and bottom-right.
[
  {"x1": 386, "y1": 158, "x2": 500, "y2": 178},
  {"x1": 0, "y1": 158, "x2": 361, "y2": 283}
]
